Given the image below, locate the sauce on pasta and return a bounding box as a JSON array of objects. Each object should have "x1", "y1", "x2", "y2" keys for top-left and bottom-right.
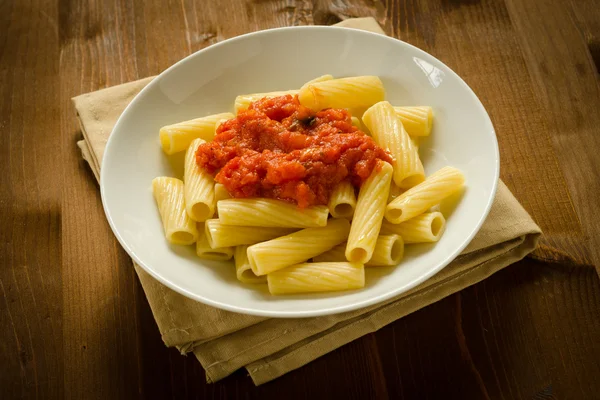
[{"x1": 196, "y1": 95, "x2": 392, "y2": 208}]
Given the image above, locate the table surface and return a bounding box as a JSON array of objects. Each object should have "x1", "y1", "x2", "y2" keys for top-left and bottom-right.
[{"x1": 2, "y1": 0, "x2": 600, "y2": 398}]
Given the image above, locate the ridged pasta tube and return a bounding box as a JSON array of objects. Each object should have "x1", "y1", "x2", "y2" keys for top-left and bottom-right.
[
  {"x1": 217, "y1": 199, "x2": 329, "y2": 228},
  {"x1": 234, "y1": 90, "x2": 299, "y2": 112},
  {"x1": 346, "y1": 161, "x2": 393, "y2": 263},
  {"x1": 213, "y1": 183, "x2": 231, "y2": 203},
  {"x1": 152, "y1": 177, "x2": 198, "y2": 245},
  {"x1": 247, "y1": 218, "x2": 350, "y2": 275},
  {"x1": 234, "y1": 245, "x2": 266, "y2": 284},
  {"x1": 184, "y1": 138, "x2": 215, "y2": 222},
  {"x1": 380, "y1": 212, "x2": 446, "y2": 243},
  {"x1": 362, "y1": 101, "x2": 425, "y2": 189},
  {"x1": 393, "y1": 106, "x2": 433, "y2": 137},
  {"x1": 298, "y1": 76, "x2": 385, "y2": 112},
  {"x1": 159, "y1": 112, "x2": 234, "y2": 155},
  {"x1": 328, "y1": 181, "x2": 357, "y2": 219},
  {"x1": 368, "y1": 234, "x2": 404, "y2": 266},
  {"x1": 385, "y1": 167, "x2": 465, "y2": 224},
  {"x1": 267, "y1": 262, "x2": 364, "y2": 295},
  {"x1": 196, "y1": 223, "x2": 233, "y2": 261},
  {"x1": 205, "y1": 219, "x2": 296, "y2": 248}
]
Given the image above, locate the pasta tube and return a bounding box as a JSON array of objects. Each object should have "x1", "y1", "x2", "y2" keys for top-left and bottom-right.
[
  {"x1": 234, "y1": 90, "x2": 299, "y2": 112},
  {"x1": 362, "y1": 101, "x2": 425, "y2": 189},
  {"x1": 205, "y1": 219, "x2": 296, "y2": 248},
  {"x1": 159, "y1": 112, "x2": 234, "y2": 155},
  {"x1": 313, "y1": 243, "x2": 347, "y2": 263},
  {"x1": 380, "y1": 212, "x2": 446, "y2": 243},
  {"x1": 213, "y1": 183, "x2": 231, "y2": 203},
  {"x1": 196, "y1": 223, "x2": 233, "y2": 261},
  {"x1": 328, "y1": 181, "x2": 357, "y2": 219},
  {"x1": 298, "y1": 76, "x2": 385, "y2": 112},
  {"x1": 393, "y1": 106, "x2": 433, "y2": 137},
  {"x1": 152, "y1": 177, "x2": 198, "y2": 245},
  {"x1": 184, "y1": 138, "x2": 215, "y2": 222},
  {"x1": 368, "y1": 234, "x2": 404, "y2": 266},
  {"x1": 387, "y1": 182, "x2": 404, "y2": 203},
  {"x1": 267, "y1": 262, "x2": 364, "y2": 295},
  {"x1": 234, "y1": 245, "x2": 266, "y2": 284},
  {"x1": 385, "y1": 167, "x2": 465, "y2": 224},
  {"x1": 346, "y1": 161, "x2": 393, "y2": 263},
  {"x1": 217, "y1": 198, "x2": 329, "y2": 228},
  {"x1": 247, "y1": 218, "x2": 350, "y2": 275}
]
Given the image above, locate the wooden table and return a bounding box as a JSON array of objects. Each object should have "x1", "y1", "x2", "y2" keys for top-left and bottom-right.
[{"x1": 2, "y1": 0, "x2": 600, "y2": 398}]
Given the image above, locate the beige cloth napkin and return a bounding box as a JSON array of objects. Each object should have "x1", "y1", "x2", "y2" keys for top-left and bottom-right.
[{"x1": 73, "y1": 18, "x2": 541, "y2": 385}]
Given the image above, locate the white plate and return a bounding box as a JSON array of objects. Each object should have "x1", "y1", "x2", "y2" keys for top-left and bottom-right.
[{"x1": 101, "y1": 26, "x2": 499, "y2": 318}]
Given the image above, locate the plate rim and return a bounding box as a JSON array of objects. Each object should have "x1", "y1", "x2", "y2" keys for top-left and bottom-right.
[{"x1": 100, "y1": 25, "x2": 500, "y2": 318}]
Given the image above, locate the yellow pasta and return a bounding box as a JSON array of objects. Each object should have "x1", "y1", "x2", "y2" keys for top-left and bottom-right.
[
  {"x1": 386, "y1": 166, "x2": 465, "y2": 224},
  {"x1": 315, "y1": 236, "x2": 403, "y2": 267},
  {"x1": 393, "y1": 106, "x2": 433, "y2": 137},
  {"x1": 368, "y1": 234, "x2": 404, "y2": 266},
  {"x1": 234, "y1": 90, "x2": 299, "y2": 112},
  {"x1": 302, "y1": 74, "x2": 334, "y2": 87},
  {"x1": 328, "y1": 181, "x2": 357, "y2": 219},
  {"x1": 298, "y1": 76, "x2": 385, "y2": 112},
  {"x1": 247, "y1": 218, "x2": 350, "y2": 276},
  {"x1": 152, "y1": 177, "x2": 198, "y2": 245},
  {"x1": 196, "y1": 223, "x2": 233, "y2": 261},
  {"x1": 204, "y1": 219, "x2": 296, "y2": 248},
  {"x1": 234, "y1": 245, "x2": 266, "y2": 284},
  {"x1": 381, "y1": 212, "x2": 446, "y2": 243},
  {"x1": 346, "y1": 161, "x2": 393, "y2": 263},
  {"x1": 159, "y1": 112, "x2": 234, "y2": 155},
  {"x1": 217, "y1": 198, "x2": 329, "y2": 228},
  {"x1": 214, "y1": 183, "x2": 231, "y2": 203},
  {"x1": 267, "y1": 262, "x2": 364, "y2": 295},
  {"x1": 387, "y1": 182, "x2": 404, "y2": 203},
  {"x1": 184, "y1": 138, "x2": 215, "y2": 222},
  {"x1": 362, "y1": 101, "x2": 425, "y2": 189}
]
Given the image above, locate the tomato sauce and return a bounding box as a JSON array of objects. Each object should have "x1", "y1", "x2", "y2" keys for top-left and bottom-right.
[{"x1": 196, "y1": 95, "x2": 392, "y2": 208}]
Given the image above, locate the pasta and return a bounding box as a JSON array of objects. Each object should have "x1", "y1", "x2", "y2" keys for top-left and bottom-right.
[
  {"x1": 196, "y1": 223, "x2": 234, "y2": 261},
  {"x1": 217, "y1": 198, "x2": 329, "y2": 228},
  {"x1": 385, "y1": 166, "x2": 465, "y2": 224},
  {"x1": 152, "y1": 75, "x2": 465, "y2": 296},
  {"x1": 298, "y1": 76, "x2": 385, "y2": 112},
  {"x1": 267, "y1": 262, "x2": 364, "y2": 295},
  {"x1": 393, "y1": 106, "x2": 433, "y2": 137},
  {"x1": 247, "y1": 218, "x2": 350, "y2": 275},
  {"x1": 204, "y1": 219, "x2": 296, "y2": 248},
  {"x1": 159, "y1": 112, "x2": 234, "y2": 155},
  {"x1": 152, "y1": 177, "x2": 198, "y2": 245},
  {"x1": 380, "y1": 212, "x2": 446, "y2": 243},
  {"x1": 328, "y1": 181, "x2": 357, "y2": 219},
  {"x1": 184, "y1": 138, "x2": 215, "y2": 222},
  {"x1": 234, "y1": 245, "x2": 266, "y2": 284},
  {"x1": 362, "y1": 101, "x2": 425, "y2": 189},
  {"x1": 346, "y1": 161, "x2": 393, "y2": 263}
]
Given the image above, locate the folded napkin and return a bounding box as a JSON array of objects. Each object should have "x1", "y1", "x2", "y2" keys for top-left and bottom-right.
[{"x1": 73, "y1": 18, "x2": 541, "y2": 385}]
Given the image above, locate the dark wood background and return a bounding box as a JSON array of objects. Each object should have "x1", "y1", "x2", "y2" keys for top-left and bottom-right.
[{"x1": 2, "y1": 0, "x2": 600, "y2": 398}]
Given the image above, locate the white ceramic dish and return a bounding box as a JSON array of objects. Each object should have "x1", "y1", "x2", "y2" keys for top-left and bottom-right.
[{"x1": 101, "y1": 26, "x2": 499, "y2": 318}]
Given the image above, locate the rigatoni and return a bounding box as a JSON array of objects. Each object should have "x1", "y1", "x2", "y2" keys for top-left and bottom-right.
[
  {"x1": 217, "y1": 198, "x2": 329, "y2": 228},
  {"x1": 267, "y1": 262, "x2": 364, "y2": 295},
  {"x1": 362, "y1": 101, "x2": 425, "y2": 189},
  {"x1": 386, "y1": 167, "x2": 465, "y2": 224},
  {"x1": 214, "y1": 183, "x2": 231, "y2": 203},
  {"x1": 328, "y1": 181, "x2": 357, "y2": 219},
  {"x1": 393, "y1": 106, "x2": 433, "y2": 137},
  {"x1": 248, "y1": 218, "x2": 350, "y2": 275},
  {"x1": 234, "y1": 90, "x2": 298, "y2": 112},
  {"x1": 184, "y1": 138, "x2": 215, "y2": 222},
  {"x1": 381, "y1": 212, "x2": 446, "y2": 243},
  {"x1": 298, "y1": 76, "x2": 385, "y2": 112},
  {"x1": 159, "y1": 112, "x2": 234, "y2": 155},
  {"x1": 368, "y1": 234, "x2": 404, "y2": 266},
  {"x1": 152, "y1": 177, "x2": 198, "y2": 245},
  {"x1": 205, "y1": 219, "x2": 296, "y2": 248},
  {"x1": 346, "y1": 161, "x2": 393, "y2": 263},
  {"x1": 234, "y1": 245, "x2": 266, "y2": 284},
  {"x1": 196, "y1": 223, "x2": 233, "y2": 261}
]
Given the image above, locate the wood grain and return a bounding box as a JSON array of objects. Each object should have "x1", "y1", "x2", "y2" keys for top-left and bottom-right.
[{"x1": 1, "y1": 0, "x2": 599, "y2": 399}]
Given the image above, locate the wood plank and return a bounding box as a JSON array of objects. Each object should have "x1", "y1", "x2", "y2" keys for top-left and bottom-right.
[{"x1": 0, "y1": 1, "x2": 63, "y2": 398}]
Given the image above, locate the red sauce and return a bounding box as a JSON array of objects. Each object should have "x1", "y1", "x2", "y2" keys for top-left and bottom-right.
[{"x1": 196, "y1": 95, "x2": 392, "y2": 208}]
